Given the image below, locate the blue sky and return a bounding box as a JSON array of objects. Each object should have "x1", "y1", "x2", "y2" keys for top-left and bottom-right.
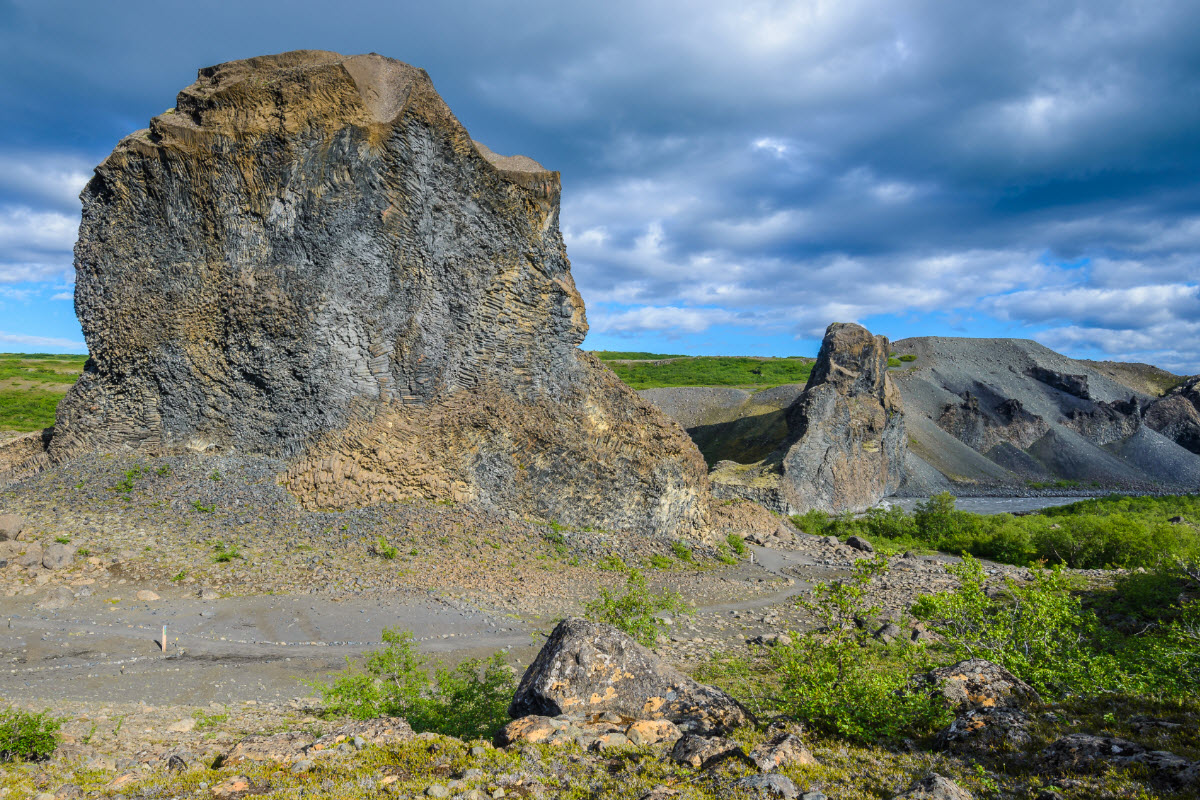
[{"x1": 1, "y1": 1, "x2": 1199, "y2": 371}]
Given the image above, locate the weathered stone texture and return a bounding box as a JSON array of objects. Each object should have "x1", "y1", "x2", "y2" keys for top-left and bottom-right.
[
  {"x1": 1144, "y1": 376, "x2": 1200, "y2": 455},
  {"x1": 710, "y1": 322, "x2": 905, "y2": 513},
  {"x1": 47, "y1": 50, "x2": 708, "y2": 535}
]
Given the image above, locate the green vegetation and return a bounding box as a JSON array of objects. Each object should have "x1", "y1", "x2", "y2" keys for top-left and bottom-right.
[
  {"x1": 110, "y1": 465, "x2": 146, "y2": 494},
  {"x1": 772, "y1": 557, "x2": 951, "y2": 742},
  {"x1": 0, "y1": 707, "x2": 62, "y2": 762},
  {"x1": 887, "y1": 357, "x2": 902, "y2": 367},
  {"x1": 793, "y1": 492, "x2": 1200, "y2": 570},
  {"x1": 590, "y1": 351, "x2": 685, "y2": 361},
  {"x1": 584, "y1": 569, "x2": 691, "y2": 647},
  {"x1": 372, "y1": 536, "x2": 399, "y2": 559},
  {"x1": 311, "y1": 628, "x2": 514, "y2": 740},
  {"x1": 898, "y1": 353, "x2": 917, "y2": 362},
  {"x1": 670, "y1": 540, "x2": 693, "y2": 562},
  {"x1": 0, "y1": 353, "x2": 86, "y2": 431},
  {"x1": 601, "y1": 355, "x2": 813, "y2": 390},
  {"x1": 211, "y1": 541, "x2": 242, "y2": 563},
  {"x1": 726, "y1": 532, "x2": 747, "y2": 557}
]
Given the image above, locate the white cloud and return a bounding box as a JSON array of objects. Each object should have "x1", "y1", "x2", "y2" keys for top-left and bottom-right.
[
  {"x1": 986, "y1": 284, "x2": 1200, "y2": 329},
  {"x1": 0, "y1": 205, "x2": 79, "y2": 256},
  {"x1": 590, "y1": 306, "x2": 739, "y2": 335},
  {"x1": 0, "y1": 153, "x2": 91, "y2": 210},
  {"x1": 0, "y1": 331, "x2": 85, "y2": 350}
]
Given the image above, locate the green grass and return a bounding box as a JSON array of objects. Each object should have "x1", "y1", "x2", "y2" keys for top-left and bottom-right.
[
  {"x1": 590, "y1": 351, "x2": 686, "y2": 361},
  {"x1": 600, "y1": 355, "x2": 814, "y2": 390},
  {"x1": 0, "y1": 353, "x2": 87, "y2": 431}
]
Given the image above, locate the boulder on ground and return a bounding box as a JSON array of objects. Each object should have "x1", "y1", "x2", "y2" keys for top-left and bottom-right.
[
  {"x1": 0, "y1": 514, "x2": 23, "y2": 541},
  {"x1": 509, "y1": 618, "x2": 754, "y2": 734},
  {"x1": 936, "y1": 707, "x2": 1032, "y2": 752},
  {"x1": 14, "y1": 542, "x2": 43, "y2": 568},
  {"x1": 42, "y1": 543, "x2": 76, "y2": 570},
  {"x1": 733, "y1": 774, "x2": 800, "y2": 798},
  {"x1": 749, "y1": 731, "x2": 816, "y2": 771},
  {"x1": 34, "y1": 585, "x2": 74, "y2": 611},
  {"x1": 1039, "y1": 733, "x2": 1197, "y2": 785},
  {"x1": 669, "y1": 734, "x2": 747, "y2": 770},
  {"x1": 891, "y1": 775, "x2": 974, "y2": 800},
  {"x1": 912, "y1": 659, "x2": 1042, "y2": 713}
]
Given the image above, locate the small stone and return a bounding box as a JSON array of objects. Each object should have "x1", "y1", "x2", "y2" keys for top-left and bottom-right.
[
  {"x1": 199, "y1": 587, "x2": 219, "y2": 600},
  {"x1": 34, "y1": 585, "x2": 74, "y2": 611},
  {"x1": 670, "y1": 734, "x2": 746, "y2": 770},
  {"x1": 733, "y1": 774, "x2": 799, "y2": 798},
  {"x1": 625, "y1": 718, "x2": 682, "y2": 746},
  {"x1": 890, "y1": 775, "x2": 974, "y2": 800},
  {"x1": 470, "y1": 745, "x2": 488, "y2": 756},
  {"x1": 166, "y1": 754, "x2": 187, "y2": 772},
  {"x1": 210, "y1": 776, "x2": 252, "y2": 799},
  {"x1": 0, "y1": 515, "x2": 23, "y2": 541},
  {"x1": 425, "y1": 785, "x2": 448, "y2": 798},
  {"x1": 846, "y1": 535, "x2": 874, "y2": 553},
  {"x1": 42, "y1": 543, "x2": 77, "y2": 570},
  {"x1": 290, "y1": 760, "x2": 313, "y2": 774},
  {"x1": 136, "y1": 589, "x2": 160, "y2": 601},
  {"x1": 167, "y1": 718, "x2": 196, "y2": 733}
]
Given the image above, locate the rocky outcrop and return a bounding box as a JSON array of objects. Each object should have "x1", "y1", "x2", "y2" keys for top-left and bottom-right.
[
  {"x1": 509, "y1": 617, "x2": 754, "y2": 734},
  {"x1": 44, "y1": 50, "x2": 708, "y2": 536},
  {"x1": 892, "y1": 337, "x2": 1200, "y2": 492},
  {"x1": 1144, "y1": 376, "x2": 1200, "y2": 455},
  {"x1": 709, "y1": 323, "x2": 904, "y2": 514},
  {"x1": 912, "y1": 659, "x2": 1042, "y2": 756}
]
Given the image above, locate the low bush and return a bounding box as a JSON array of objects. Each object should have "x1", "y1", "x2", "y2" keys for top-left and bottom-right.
[
  {"x1": 584, "y1": 569, "x2": 691, "y2": 647},
  {"x1": 0, "y1": 707, "x2": 62, "y2": 761},
  {"x1": 311, "y1": 628, "x2": 514, "y2": 740},
  {"x1": 795, "y1": 493, "x2": 1200, "y2": 570},
  {"x1": 772, "y1": 556, "x2": 951, "y2": 742}
]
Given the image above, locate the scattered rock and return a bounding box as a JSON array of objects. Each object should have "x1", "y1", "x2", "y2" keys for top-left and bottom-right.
[
  {"x1": 167, "y1": 718, "x2": 196, "y2": 733},
  {"x1": 890, "y1": 774, "x2": 974, "y2": 800},
  {"x1": 14, "y1": 541, "x2": 43, "y2": 568},
  {"x1": 41, "y1": 543, "x2": 76, "y2": 570},
  {"x1": 1040, "y1": 733, "x2": 1197, "y2": 784},
  {"x1": 199, "y1": 587, "x2": 219, "y2": 600},
  {"x1": 749, "y1": 731, "x2": 816, "y2": 771},
  {"x1": 0, "y1": 514, "x2": 22, "y2": 540},
  {"x1": 669, "y1": 734, "x2": 747, "y2": 770},
  {"x1": 912, "y1": 659, "x2": 1042, "y2": 713},
  {"x1": 846, "y1": 535, "x2": 874, "y2": 553},
  {"x1": 166, "y1": 754, "x2": 187, "y2": 771},
  {"x1": 937, "y1": 707, "x2": 1032, "y2": 752},
  {"x1": 34, "y1": 585, "x2": 74, "y2": 611},
  {"x1": 733, "y1": 774, "x2": 800, "y2": 799},
  {"x1": 509, "y1": 618, "x2": 754, "y2": 734},
  {"x1": 136, "y1": 589, "x2": 161, "y2": 602},
  {"x1": 874, "y1": 622, "x2": 903, "y2": 644},
  {"x1": 210, "y1": 775, "x2": 252, "y2": 799},
  {"x1": 625, "y1": 719, "x2": 682, "y2": 746}
]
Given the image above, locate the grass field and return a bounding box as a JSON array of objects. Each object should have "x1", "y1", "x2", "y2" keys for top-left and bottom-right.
[
  {"x1": 0, "y1": 353, "x2": 87, "y2": 431},
  {"x1": 594, "y1": 354, "x2": 815, "y2": 390},
  {"x1": 0, "y1": 349, "x2": 818, "y2": 430}
]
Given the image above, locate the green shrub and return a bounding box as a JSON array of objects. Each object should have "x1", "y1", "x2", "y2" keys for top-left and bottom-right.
[
  {"x1": 670, "y1": 540, "x2": 694, "y2": 563},
  {"x1": 211, "y1": 541, "x2": 242, "y2": 563},
  {"x1": 774, "y1": 556, "x2": 950, "y2": 742},
  {"x1": 372, "y1": 536, "x2": 398, "y2": 560},
  {"x1": 726, "y1": 533, "x2": 747, "y2": 557},
  {"x1": 911, "y1": 556, "x2": 1120, "y2": 696},
  {"x1": 584, "y1": 569, "x2": 691, "y2": 647},
  {"x1": 898, "y1": 353, "x2": 917, "y2": 362},
  {"x1": 597, "y1": 553, "x2": 626, "y2": 572},
  {"x1": 887, "y1": 357, "x2": 902, "y2": 367},
  {"x1": 647, "y1": 554, "x2": 674, "y2": 570},
  {"x1": 0, "y1": 707, "x2": 62, "y2": 761},
  {"x1": 312, "y1": 628, "x2": 514, "y2": 740}
]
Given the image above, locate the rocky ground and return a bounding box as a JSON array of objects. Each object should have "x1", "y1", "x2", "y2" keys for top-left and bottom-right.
[{"x1": 1, "y1": 452, "x2": 1192, "y2": 799}]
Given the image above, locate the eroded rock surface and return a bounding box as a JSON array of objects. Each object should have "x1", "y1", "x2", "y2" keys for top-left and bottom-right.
[
  {"x1": 710, "y1": 323, "x2": 904, "y2": 513},
  {"x1": 44, "y1": 50, "x2": 708, "y2": 536},
  {"x1": 509, "y1": 617, "x2": 754, "y2": 734},
  {"x1": 1144, "y1": 376, "x2": 1200, "y2": 455}
]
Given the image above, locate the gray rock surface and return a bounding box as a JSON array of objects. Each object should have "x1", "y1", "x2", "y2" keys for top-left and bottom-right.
[
  {"x1": 42, "y1": 542, "x2": 76, "y2": 570},
  {"x1": 1144, "y1": 376, "x2": 1200, "y2": 455},
  {"x1": 733, "y1": 774, "x2": 800, "y2": 798},
  {"x1": 709, "y1": 323, "x2": 905, "y2": 514},
  {"x1": 913, "y1": 659, "x2": 1042, "y2": 713},
  {"x1": 509, "y1": 617, "x2": 754, "y2": 734},
  {"x1": 891, "y1": 336, "x2": 1200, "y2": 492},
  {"x1": 890, "y1": 775, "x2": 974, "y2": 800},
  {"x1": 38, "y1": 50, "x2": 709, "y2": 537}
]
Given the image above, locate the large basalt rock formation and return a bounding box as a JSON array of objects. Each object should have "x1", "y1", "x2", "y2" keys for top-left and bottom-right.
[
  {"x1": 46, "y1": 50, "x2": 709, "y2": 535},
  {"x1": 708, "y1": 323, "x2": 905, "y2": 514}
]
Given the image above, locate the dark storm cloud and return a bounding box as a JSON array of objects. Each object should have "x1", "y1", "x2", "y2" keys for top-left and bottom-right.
[{"x1": 1, "y1": 0, "x2": 1198, "y2": 367}]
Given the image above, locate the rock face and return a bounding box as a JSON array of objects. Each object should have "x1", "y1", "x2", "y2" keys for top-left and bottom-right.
[
  {"x1": 46, "y1": 50, "x2": 708, "y2": 536},
  {"x1": 708, "y1": 323, "x2": 904, "y2": 514},
  {"x1": 1144, "y1": 376, "x2": 1200, "y2": 455},
  {"x1": 891, "y1": 337, "x2": 1200, "y2": 492},
  {"x1": 509, "y1": 618, "x2": 754, "y2": 734}
]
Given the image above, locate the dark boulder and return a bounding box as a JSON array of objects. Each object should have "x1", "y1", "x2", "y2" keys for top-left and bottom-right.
[
  {"x1": 912, "y1": 659, "x2": 1042, "y2": 713},
  {"x1": 890, "y1": 775, "x2": 974, "y2": 800}
]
